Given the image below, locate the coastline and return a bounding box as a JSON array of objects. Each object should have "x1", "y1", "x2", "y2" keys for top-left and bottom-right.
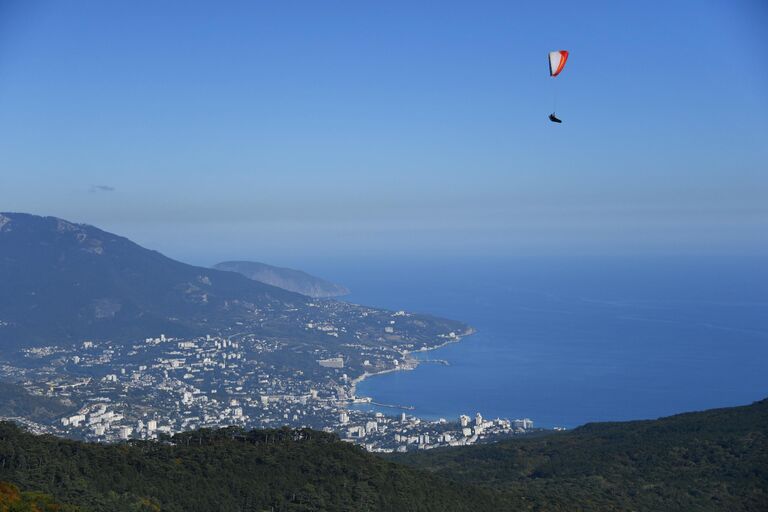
[{"x1": 349, "y1": 326, "x2": 476, "y2": 405}]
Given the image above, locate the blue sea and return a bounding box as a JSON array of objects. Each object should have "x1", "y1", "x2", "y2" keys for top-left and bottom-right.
[{"x1": 312, "y1": 255, "x2": 768, "y2": 428}]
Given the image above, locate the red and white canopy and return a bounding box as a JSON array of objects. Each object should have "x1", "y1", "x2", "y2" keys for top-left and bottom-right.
[{"x1": 548, "y1": 50, "x2": 569, "y2": 77}]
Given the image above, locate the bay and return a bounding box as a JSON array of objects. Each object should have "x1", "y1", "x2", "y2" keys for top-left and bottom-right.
[{"x1": 312, "y1": 255, "x2": 768, "y2": 428}]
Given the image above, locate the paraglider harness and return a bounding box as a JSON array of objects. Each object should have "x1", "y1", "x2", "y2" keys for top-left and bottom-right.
[{"x1": 548, "y1": 113, "x2": 562, "y2": 123}]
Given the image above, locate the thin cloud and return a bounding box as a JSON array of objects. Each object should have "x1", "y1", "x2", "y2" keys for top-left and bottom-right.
[{"x1": 90, "y1": 185, "x2": 115, "y2": 193}]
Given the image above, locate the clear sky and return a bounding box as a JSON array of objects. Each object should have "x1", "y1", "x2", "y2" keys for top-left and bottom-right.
[{"x1": 1, "y1": 0, "x2": 766, "y2": 266}]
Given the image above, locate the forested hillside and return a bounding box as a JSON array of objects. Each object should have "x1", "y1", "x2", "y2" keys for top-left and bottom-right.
[
  {"x1": 0, "y1": 423, "x2": 495, "y2": 512},
  {"x1": 393, "y1": 398, "x2": 768, "y2": 511},
  {"x1": 0, "y1": 382, "x2": 73, "y2": 424},
  {"x1": 0, "y1": 481, "x2": 78, "y2": 511},
  {"x1": 1, "y1": 398, "x2": 766, "y2": 511}
]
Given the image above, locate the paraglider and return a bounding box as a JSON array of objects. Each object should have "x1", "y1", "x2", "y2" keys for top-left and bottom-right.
[{"x1": 548, "y1": 50, "x2": 569, "y2": 123}]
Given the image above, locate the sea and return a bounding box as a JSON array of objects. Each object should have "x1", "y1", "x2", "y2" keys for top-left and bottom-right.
[{"x1": 310, "y1": 255, "x2": 768, "y2": 428}]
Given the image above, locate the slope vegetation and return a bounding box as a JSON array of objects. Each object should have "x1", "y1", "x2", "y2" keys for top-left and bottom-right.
[
  {"x1": 0, "y1": 423, "x2": 496, "y2": 512},
  {"x1": 0, "y1": 382, "x2": 73, "y2": 423},
  {"x1": 2, "y1": 399, "x2": 767, "y2": 511},
  {"x1": 393, "y1": 398, "x2": 768, "y2": 511}
]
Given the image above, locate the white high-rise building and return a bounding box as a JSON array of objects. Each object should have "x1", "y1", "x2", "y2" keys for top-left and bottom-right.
[
  {"x1": 459, "y1": 414, "x2": 470, "y2": 427},
  {"x1": 513, "y1": 418, "x2": 534, "y2": 430},
  {"x1": 119, "y1": 426, "x2": 133, "y2": 440},
  {"x1": 475, "y1": 412, "x2": 483, "y2": 426}
]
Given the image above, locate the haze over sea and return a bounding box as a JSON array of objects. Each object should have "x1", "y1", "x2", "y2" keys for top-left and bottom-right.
[{"x1": 310, "y1": 255, "x2": 768, "y2": 428}]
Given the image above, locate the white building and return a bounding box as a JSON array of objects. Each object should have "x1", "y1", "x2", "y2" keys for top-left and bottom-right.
[
  {"x1": 512, "y1": 418, "x2": 534, "y2": 430},
  {"x1": 67, "y1": 414, "x2": 86, "y2": 427},
  {"x1": 318, "y1": 357, "x2": 344, "y2": 369}
]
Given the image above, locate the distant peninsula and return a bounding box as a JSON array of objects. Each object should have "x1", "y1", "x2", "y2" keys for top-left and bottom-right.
[{"x1": 214, "y1": 260, "x2": 350, "y2": 298}]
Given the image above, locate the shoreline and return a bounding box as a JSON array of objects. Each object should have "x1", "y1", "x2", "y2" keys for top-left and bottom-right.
[{"x1": 349, "y1": 326, "x2": 476, "y2": 406}]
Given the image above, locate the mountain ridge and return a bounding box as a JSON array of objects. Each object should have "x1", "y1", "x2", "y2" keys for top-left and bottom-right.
[
  {"x1": 0, "y1": 212, "x2": 466, "y2": 355},
  {"x1": 0, "y1": 212, "x2": 305, "y2": 347},
  {"x1": 214, "y1": 260, "x2": 350, "y2": 298}
]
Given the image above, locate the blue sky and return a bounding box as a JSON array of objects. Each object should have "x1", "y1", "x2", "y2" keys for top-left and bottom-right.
[{"x1": 0, "y1": 0, "x2": 766, "y2": 266}]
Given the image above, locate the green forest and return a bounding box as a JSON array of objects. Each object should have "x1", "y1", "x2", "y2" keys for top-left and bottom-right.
[
  {"x1": 393, "y1": 398, "x2": 768, "y2": 511},
  {"x1": 0, "y1": 424, "x2": 495, "y2": 511},
  {"x1": 1, "y1": 398, "x2": 767, "y2": 511},
  {"x1": 0, "y1": 480, "x2": 78, "y2": 512}
]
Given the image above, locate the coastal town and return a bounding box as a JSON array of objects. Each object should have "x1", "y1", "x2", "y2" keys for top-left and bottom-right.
[{"x1": 1, "y1": 302, "x2": 537, "y2": 450}]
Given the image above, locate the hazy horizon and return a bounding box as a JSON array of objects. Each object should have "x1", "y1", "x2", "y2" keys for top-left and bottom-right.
[{"x1": 1, "y1": 1, "x2": 767, "y2": 264}]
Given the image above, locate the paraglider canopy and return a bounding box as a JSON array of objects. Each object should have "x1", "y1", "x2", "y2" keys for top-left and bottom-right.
[{"x1": 549, "y1": 50, "x2": 569, "y2": 77}]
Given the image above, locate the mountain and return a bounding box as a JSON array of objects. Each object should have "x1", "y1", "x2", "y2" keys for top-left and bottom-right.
[
  {"x1": 214, "y1": 260, "x2": 350, "y2": 298},
  {"x1": 392, "y1": 398, "x2": 768, "y2": 511},
  {"x1": 0, "y1": 212, "x2": 465, "y2": 356},
  {"x1": 0, "y1": 213, "x2": 306, "y2": 348},
  {"x1": 1, "y1": 399, "x2": 766, "y2": 511}
]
